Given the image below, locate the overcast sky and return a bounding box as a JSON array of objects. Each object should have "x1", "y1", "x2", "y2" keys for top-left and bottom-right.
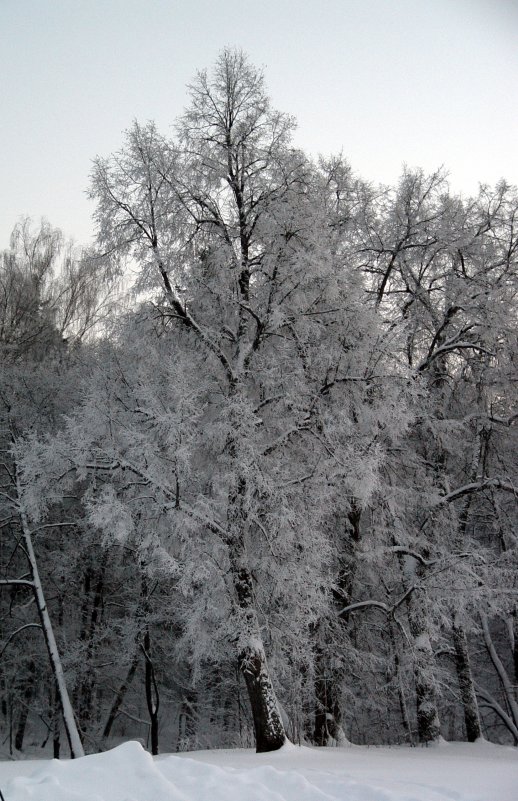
[{"x1": 1, "y1": 0, "x2": 517, "y2": 248}]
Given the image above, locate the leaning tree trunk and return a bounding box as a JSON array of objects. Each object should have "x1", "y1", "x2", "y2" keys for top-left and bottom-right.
[
  {"x1": 233, "y1": 566, "x2": 286, "y2": 752},
  {"x1": 16, "y1": 470, "x2": 84, "y2": 758},
  {"x1": 452, "y1": 620, "x2": 482, "y2": 742},
  {"x1": 480, "y1": 613, "x2": 518, "y2": 736},
  {"x1": 238, "y1": 636, "x2": 286, "y2": 752},
  {"x1": 102, "y1": 653, "x2": 139, "y2": 741},
  {"x1": 24, "y1": 529, "x2": 84, "y2": 757},
  {"x1": 0, "y1": 450, "x2": 84, "y2": 757}
]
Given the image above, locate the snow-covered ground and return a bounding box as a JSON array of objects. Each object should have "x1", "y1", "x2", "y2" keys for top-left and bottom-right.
[{"x1": 0, "y1": 739, "x2": 516, "y2": 801}]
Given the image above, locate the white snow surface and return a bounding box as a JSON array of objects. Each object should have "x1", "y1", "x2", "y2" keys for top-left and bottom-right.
[{"x1": 1, "y1": 739, "x2": 516, "y2": 801}]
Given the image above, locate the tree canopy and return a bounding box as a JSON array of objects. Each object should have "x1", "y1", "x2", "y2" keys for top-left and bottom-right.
[{"x1": 1, "y1": 49, "x2": 518, "y2": 756}]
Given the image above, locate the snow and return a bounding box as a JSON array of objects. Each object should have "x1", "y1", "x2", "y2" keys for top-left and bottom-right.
[{"x1": 1, "y1": 739, "x2": 516, "y2": 801}]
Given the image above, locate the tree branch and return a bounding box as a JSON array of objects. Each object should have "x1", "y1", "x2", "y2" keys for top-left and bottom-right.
[{"x1": 437, "y1": 479, "x2": 518, "y2": 505}]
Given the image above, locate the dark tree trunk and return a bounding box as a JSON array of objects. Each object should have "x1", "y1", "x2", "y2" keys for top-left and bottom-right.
[
  {"x1": 52, "y1": 679, "x2": 61, "y2": 759},
  {"x1": 227, "y1": 474, "x2": 286, "y2": 753},
  {"x1": 234, "y1": 558, "x2": 286, "y2": 753},
  {"x1": 452, "y1": 622, "x2": 482, "y2": 742},
  {"x1": 76, "y1": 568, "x2": 104, "y2": 728},
  {"x1": 14, "y1": 659, "x2": 35, "y2": 751},
  {"x1": 239, "y1": 639, "x2": 286, "y2": 752},
  {"x1": 102, "y1": 654, "x2": 139, "y2": 741},
  {"x1": 142, "y1": 629, "x2": 159, "y2": 755},
  {"x1": 313, "y1": 504, "x2": 362, "y2": 747}
]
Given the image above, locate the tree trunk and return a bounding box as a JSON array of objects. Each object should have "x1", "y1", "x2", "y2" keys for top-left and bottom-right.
[
  {"x1": 407, "y1": 593, "x2": 441, "y2": 743},
  {"x1": 313, "y1": 662, "x2": 346, "y2": 745},
  {"x1": 511, "y1": 608, "x2": 518, "y2": 692},
  {"x1": 142, "y1": 629, "x2": 159, "y2": 755},
  {"x1": 76, "y1": 569, "x2": 104, "y2": 728},
  {"x1": 17, "y1": 481, "x2": 84, "y2": 758},
  {"x1": 480, "y1": 613, "x2": 518, "y2": 734},
  {"x1": 398, "y1": 548, "x2": 442, "y2": 745},
  {"x1": 229, "y1": 547, "x2": 285, "y2": 751},
  {"x1": 452, "y1": 622, "x2": 482, "y2": 742},
  {"x1": 313, "y1": 498, "x2": 362, "y2": 746},
  {"x1": 52, "y1": 679, "x2": 61, "y2": 759},
  {"x1": 178, "y1": 691, "x2": 197, "y2": 750},
  {"x1": 238, "y1": 637, "x2": 286, "y2": 752},
  {"x1": 227, "y1": 471, "x2": 286, "y2": 753},
  {"x1": 236, "y1": 574, "x2": 286, "y2": 753},
  {"x1": 313, "y1": 505, "x2": 361, "y2": 747},
  {"x1": 102, "y1": 654, "x2": 139, "y2": 741},
  {"x1": 14, "y1": 659, "x2": 35, "y2": 751},
  {"x1": 313, "y1": 671, "x2": 330, "y2": 746},
  {"x1": 389, "y1": 622, "x2": 414, "y2": 744}
]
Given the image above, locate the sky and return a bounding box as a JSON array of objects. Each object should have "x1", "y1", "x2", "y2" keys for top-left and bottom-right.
[{"x1": 1, "y1": 0, "x2": 517, "y2": 248}]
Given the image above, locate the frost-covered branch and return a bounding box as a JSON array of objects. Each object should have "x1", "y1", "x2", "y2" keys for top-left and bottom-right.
[
  {"x1": 417, "y1": 336, "x2": 494, "y2": 373},
  {"x1": 480, "y1": 613, "x2": 518, "y2": 730},
  {"x1": 0, "y1": 623, "x2": 42, "y2": 658},
  {"x1": 476, "y1": 685, "x2": 518, "y2": 741},
  {"x1": 84, "y1": 455, "x2": 230, "y2": 542},
  {"x1": 339, "y1": 584, "x2": 416, "y2": 619},
  {"x1": 0, "y1": 578, "x2": 35, "y2": 589},
  {"x1": 437, "y1": 479, "x2": 518, "y2": 505},
  {"x1": 389, "y1": 546, "x2": 437, "y2": 567}
]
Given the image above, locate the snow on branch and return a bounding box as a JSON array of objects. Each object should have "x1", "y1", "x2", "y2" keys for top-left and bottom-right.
[
  {"x1": 389, "y1": 546, "x2": 437, "y2": 567},
  {"x1": 339, "y1": 584, "x2": 415, "y2": 619},
  {"x1": 83, "y1": 455, "x2": 230, "y2": 542},
  {"x1": 0, "y1": 622, "x2": 42, "y2": 658},
  {"x1": 152, "y1": 245, "x2": 235, "y2": 385},
  {"x1": 417, "y1": 337, "x2": 494, "y2": 373},
  {"x1": 436, "y1": 478, "x2": 518, "y2": 505},
  {"x1": 0, "y1": 578, "x2": 35, "y2": 590},
  {"x1": 476, "y1": 685, "x2": 518, "y2": 741}
]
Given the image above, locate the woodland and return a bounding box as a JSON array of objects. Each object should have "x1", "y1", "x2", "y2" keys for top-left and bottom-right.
[{"x1": 1, "y1": 49, "x2": 518, "y2": 758}]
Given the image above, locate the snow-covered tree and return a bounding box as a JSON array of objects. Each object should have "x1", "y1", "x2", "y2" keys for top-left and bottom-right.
[
  {"x1": 13, "y1": 50, "x2": 412, "y2": 753},
  {"x1": 0, "y1": 220, "x2": 118, "y2": 757},
  {"x1": 4, "y1": 54, "x2": 518, "y2": 756}
]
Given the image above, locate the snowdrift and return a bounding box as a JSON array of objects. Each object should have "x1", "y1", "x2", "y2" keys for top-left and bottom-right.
[{"x1": 1, "y1": 739, "x2": 517, "y2": 801}]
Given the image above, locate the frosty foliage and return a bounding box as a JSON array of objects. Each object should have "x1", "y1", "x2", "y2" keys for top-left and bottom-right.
[{"x1": 3, "y1": 50, "x2": 518, "y2": 755}]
